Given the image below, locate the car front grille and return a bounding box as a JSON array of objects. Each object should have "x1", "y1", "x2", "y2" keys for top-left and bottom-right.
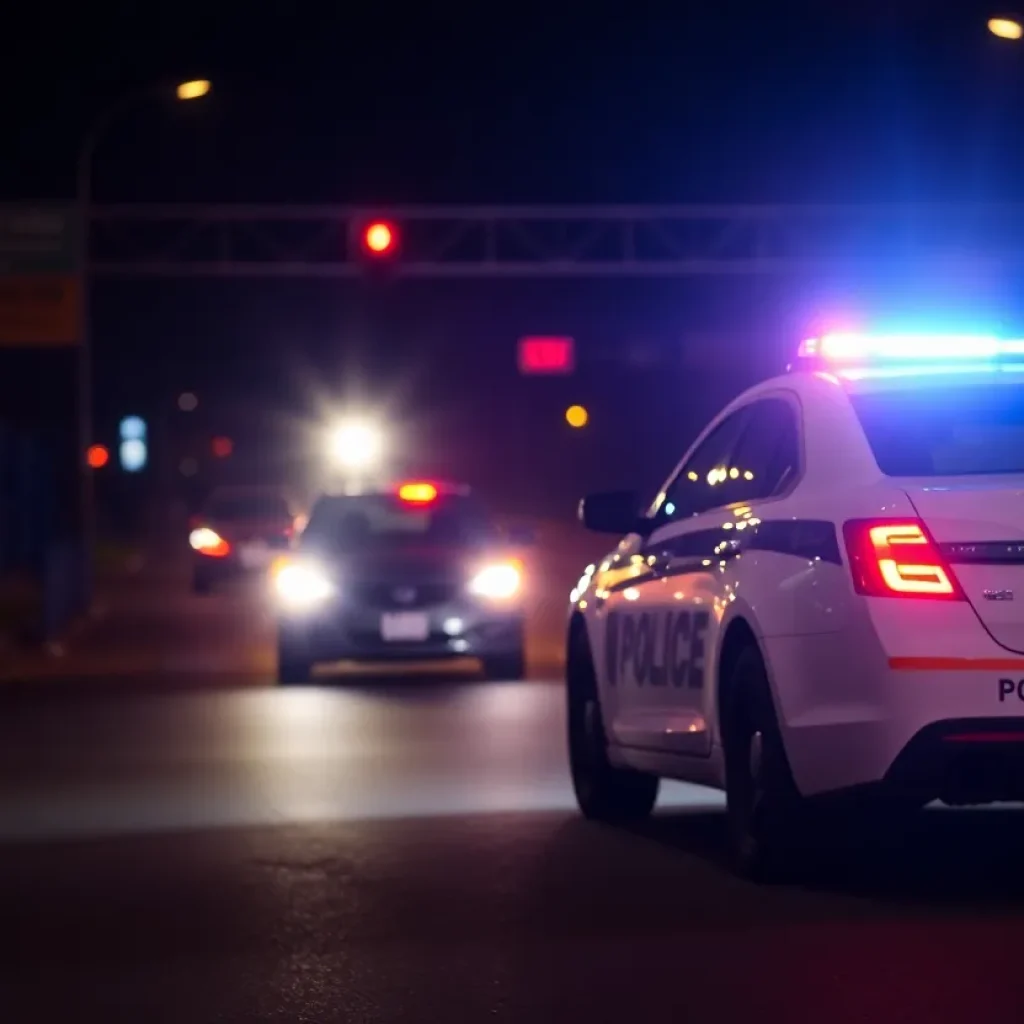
[{"x1": 349, "y1": 582, "x2": 459, "y2": 610}]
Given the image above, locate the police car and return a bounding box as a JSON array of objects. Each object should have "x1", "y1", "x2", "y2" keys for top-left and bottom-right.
[
  {"x1": 567, "y1": 333, "x2": 1024, "y2": 877},
  {"x1": 271, "y1": 480, "x2": 531, "y2": 683}
]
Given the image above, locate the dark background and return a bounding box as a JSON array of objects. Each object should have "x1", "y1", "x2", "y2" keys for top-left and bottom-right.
[{"x1": 3, "y1": 0, "x2": 1024, "y2": 521}]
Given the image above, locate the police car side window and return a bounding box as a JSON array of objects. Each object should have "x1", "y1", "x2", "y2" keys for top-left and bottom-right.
[
  {"x1": 727, "y1": 397, "x2": 801, "y2": 502},
  {"x1": 657, "y1": 408, "x2": 750, "y2": 522}
]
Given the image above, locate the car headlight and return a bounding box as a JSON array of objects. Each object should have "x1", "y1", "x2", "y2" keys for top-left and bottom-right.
[
  {"x1": 468, "y1": 562, "x2": 522, "y2": 600},
  {"x1": 274, "y1": 561, "x2": 335, "y2": 609}
]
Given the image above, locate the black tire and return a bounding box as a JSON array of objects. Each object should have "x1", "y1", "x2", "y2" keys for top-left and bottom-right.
[
  {"x1": 722, "y1": 644, "x2": 806, "y2": 881},
  {"x1": 567, "y1": 627, "x2": 659, "y2": 822},
  {"x1": 482, "y1": 649, "x2": 526, "y2": 681},
  {"x1": 277, "y1": 633, "x2": 312, "y2": 685}
]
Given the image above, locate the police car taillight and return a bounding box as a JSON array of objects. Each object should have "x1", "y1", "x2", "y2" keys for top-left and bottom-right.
[{"x1": 842, "y1": 519, "x2": 964, "y2": 600}]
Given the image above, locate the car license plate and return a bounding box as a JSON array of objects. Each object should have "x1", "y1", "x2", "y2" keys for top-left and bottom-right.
[
  {"x1": 380, "y1": 611, "x2": 430, "y2": 642},
  {"x1": 239, "y1": 543, "x2": 271, "y2": 569}
]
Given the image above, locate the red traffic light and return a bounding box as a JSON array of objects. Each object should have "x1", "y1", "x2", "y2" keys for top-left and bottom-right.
[
  {"x1": 517, "y1": 336, "x2": 575, "y2": 375},
  {"x1": 86, "y1": 444, "x2": 110, "y2": 469},
  {"x1": 362, "y1": 221, "x2": 397, "y2": 256}
]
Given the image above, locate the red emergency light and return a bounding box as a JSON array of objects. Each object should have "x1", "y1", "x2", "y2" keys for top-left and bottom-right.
[
  {"x1": 518, "y1": 336, "x2": 575, "y2": 375},
  {"x1": 398, "y1": 481, "x2": 438, "y2": 504}
]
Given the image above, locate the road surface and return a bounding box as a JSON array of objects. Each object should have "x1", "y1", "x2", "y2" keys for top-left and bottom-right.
[{"x1": 5, "y1": 553, "x2": 1024, "y2": 1020}]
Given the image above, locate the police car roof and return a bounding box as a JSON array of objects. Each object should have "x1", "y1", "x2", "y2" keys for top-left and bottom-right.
[{"x1": 320, "y1": 479, "x2": 473, "y2": 499}]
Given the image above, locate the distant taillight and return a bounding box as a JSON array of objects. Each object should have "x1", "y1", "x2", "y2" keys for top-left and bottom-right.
[
  {"x1": 842, "y1": 519, "x2": 964, "y2": 600},
  {"x1": 189, "y1": 527, "x2": 231, "y2": 558}
]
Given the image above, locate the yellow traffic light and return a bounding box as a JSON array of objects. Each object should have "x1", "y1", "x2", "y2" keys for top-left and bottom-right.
[{"x1": 565, "y1": 404, "x2": 589, "y2": 428}]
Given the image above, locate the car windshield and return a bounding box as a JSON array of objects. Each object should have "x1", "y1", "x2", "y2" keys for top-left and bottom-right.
[
  {"x1": 850, "y1": 383, "x2": 1024, "y2": 477},
  {"x1": 206, "y1": 493, "x2": 290, "y2": 520},
  {"x1": 303, "y1": 494, "x2": 497, "y2": 549}
]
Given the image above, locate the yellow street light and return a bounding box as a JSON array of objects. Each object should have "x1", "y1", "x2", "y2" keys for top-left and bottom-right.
[
  {"x1": 565, "y1": 404, "x2": 589, "y2": 429},
  {"x1": 176, "y1": 79, "x2": 212, "y2": 101},
  {"x1": 988, "y1": 17, "x2": 1023, "y2": 40}
]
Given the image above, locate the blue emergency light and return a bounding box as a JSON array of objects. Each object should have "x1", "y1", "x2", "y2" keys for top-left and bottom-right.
[{"x1": 792, "y1": 332, "x2": 1024, "y2": 381}]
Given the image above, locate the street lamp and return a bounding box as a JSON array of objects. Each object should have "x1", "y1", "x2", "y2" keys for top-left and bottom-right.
[
  {"x1": 76, "y1": 78, "x2": 210, "y2": 609},
  {"x1": 988, "y1": 16, "x2": 1023, "y2": 39},
  {"x1": 176, "y1": 79, "x2": 212, "y2": 100}
]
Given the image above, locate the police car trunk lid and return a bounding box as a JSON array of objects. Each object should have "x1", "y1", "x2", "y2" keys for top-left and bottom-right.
[{"x1": 904, "y1": 476, "x2": 1024, "y2": 653}]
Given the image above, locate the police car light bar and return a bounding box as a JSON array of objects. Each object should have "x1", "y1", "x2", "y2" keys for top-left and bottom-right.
[
  {"x1": 795, "y1": 333, "x2": 1024, "y2": 379},
  {"x1": 798, "y1": 333, "x2": 1024, "y2": 362}
]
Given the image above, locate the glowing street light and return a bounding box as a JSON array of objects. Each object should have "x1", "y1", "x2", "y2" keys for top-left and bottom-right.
[
  {"x1": 328, "y1": 419, "x2": 385, "y2": 470},
  {"x1": 176, "y1": 79, "x2": 212, "y2": 100},
  {"x1": 565, "y1": 404, "x2": 589, "y2": 429},
  {"x1": 989, "y1": 16, "x2": 1023, "y2": 39}
]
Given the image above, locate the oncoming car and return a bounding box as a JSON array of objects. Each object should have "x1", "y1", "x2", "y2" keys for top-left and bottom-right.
[
  {"x1": 271, "y1": 480, "x2": 531, "y2": 683},
  {"x1": 189, "y1": 486, "x2": 299, "y2": 593},
  {"x1": 567, "y1": 333, "x2": 1024, "y2": 877}
]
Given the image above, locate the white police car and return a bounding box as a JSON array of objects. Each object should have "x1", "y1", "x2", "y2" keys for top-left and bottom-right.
[{"x1": 567, "y1": 333, "x2": 1024, "y2": 877}]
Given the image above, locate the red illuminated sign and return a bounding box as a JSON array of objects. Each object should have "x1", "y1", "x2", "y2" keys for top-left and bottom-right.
[{"x1": 517, "y1": 336, "x2": 575, "y2": 375}]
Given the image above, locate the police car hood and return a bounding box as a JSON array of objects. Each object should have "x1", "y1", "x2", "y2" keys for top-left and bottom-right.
[
  {"x1": 904, "y1": 475, "x2": 1024, "y2": 653},
  {"x1": 301, "y1": 540, "x2": 496, "y2": 584}
]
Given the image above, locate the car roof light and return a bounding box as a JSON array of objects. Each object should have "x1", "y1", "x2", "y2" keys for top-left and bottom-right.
[
  {"x1": 793, "y1": 332, "x2": 1024, "y2": 380},
  {"x1": 398, "y1": 481, "x2": 438, "y2": 503}
]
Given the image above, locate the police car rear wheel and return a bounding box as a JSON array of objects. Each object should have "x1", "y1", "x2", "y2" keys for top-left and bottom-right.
[
  {"x1": 724, "y1": 645, "x2": 804, "y2": 880},
  {"x1": 568, "y1": 635, "x2": 659, "y2": 822}
]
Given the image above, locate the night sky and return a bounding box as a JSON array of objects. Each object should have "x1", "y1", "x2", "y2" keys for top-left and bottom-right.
[
  {"x1": 4, "y1": 1, "x2": 1020, "y2": 204},
  {"x1": 2, "y1": 0, "x2": 1023, "y2": 508}
]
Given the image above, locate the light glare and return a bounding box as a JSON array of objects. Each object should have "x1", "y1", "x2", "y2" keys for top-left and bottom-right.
[
  {"x1": 469, "y1": 563, "x2": 522, "y2": 600},
  {"x1": 275, "y1": 562, "x2": 335, "y2": 609},
  {"x1": 328, "y1": 420, "x2": 384, "y2": 470},
  {"x1": 177, "y1": 79, "x2": 211, "y2": 100},
  {"x1": 989, "y1": 17, "x2": 1023, "y2": 40}
]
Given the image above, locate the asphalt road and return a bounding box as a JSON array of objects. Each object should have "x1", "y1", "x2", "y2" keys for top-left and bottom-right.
[{"x1": 6, "y1": 561, "x2": 1024, "y2": 1020}]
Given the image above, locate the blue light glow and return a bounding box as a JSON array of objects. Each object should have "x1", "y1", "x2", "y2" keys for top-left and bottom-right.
[
  {"x1": 120, "y1": 439, "x2": 147, "y2": 472},
  {"x1": 119, "y1": 416, "x2": 147, "y2": 441},
  {"x1": 799, "y1": 333, "x2": 1024, "y2": 363}
]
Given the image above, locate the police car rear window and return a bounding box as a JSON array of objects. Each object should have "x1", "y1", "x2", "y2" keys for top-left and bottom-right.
[
  {"x1": 850, "y1": 386, "x2": 1024, "y2": 476},
  {"x1": 304, "y1": 495, "x2": 495, "y2": 548}
]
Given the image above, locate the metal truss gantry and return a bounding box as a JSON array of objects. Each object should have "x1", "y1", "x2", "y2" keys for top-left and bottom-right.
[{"x1": 89, "y1": 203, "x2": 1024, "y2": 278}]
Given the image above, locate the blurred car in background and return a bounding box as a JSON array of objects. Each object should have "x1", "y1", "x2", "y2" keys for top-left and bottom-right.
[
  {"x1": 189, "y1": 485, "x2": 300, "y2": 593},
  {"x1": 271, "y1": 479, "x2": 533, "y2": 683}
]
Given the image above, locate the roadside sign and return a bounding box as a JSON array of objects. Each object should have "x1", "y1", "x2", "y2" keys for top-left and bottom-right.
[
  {"x1": 0, "y1": 276, "x2": 79, "y2": 346},
  {"x1": 0, "y1": 205, "x2": 79, "y2": 347},
  {"x1": 518, "y1": 336, "x2": 575, "y2": 374}
]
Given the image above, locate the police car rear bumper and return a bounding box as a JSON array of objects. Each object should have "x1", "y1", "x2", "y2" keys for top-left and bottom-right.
[
  {"x1": 278, "y1": 603, "x2": 525, "y2": 664},
  {"x1": 765, "y1": 633, "x2": 1024, "y2": 802}
]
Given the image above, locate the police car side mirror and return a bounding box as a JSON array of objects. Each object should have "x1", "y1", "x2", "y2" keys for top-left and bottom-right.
[{"x1": 578, "y1": 490, "x2": 648, "y2": 535}]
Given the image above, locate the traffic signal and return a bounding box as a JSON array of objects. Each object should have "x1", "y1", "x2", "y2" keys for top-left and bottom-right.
[
  {"x1": 118, "y1": 416, "x2": 148, "y2": 471},
  {"x1": 518, "y1": 336, "x2": 575, "y2": 375},
  {"x1": 360, "y1": 220, "x2": 398, "y2": 257},
  {"x1": 86, "y1": 444, "x2": 110, "y2": 469}
]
